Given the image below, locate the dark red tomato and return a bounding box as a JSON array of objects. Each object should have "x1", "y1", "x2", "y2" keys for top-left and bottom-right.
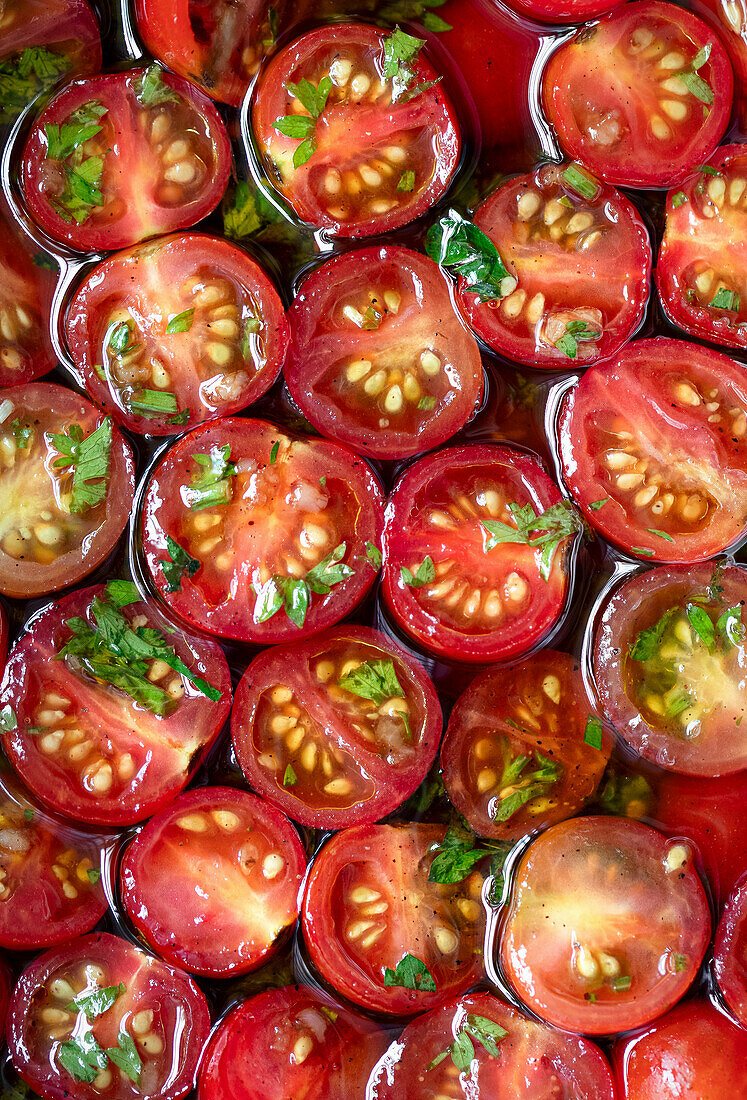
[
  {"x1": 252, "y1": 23, "x2": 460, "y2": 237},
  {"x1": 500, "y1": 816, "x2": 711, "y2": 1035},
  {"x1": 542, "y1": 1, "x2": 733, "y2": 189},
  {"x1": 455, "y1": 163, "x2": 650, "y2": 368},
  {"x1": 658, "y1": 146, "x2": 747, "y2": 350},
  {"x1": 285, "y1": 246, "x2": 483, "y2": 460},
  {"x1": 612, "y1": 999, "x2": 747, "y2": 1099},
  {"x1": 441, "y1": 651, "x2": 610, "y2": 840},
  {"x1": 8, "y1": 931, "x2": 210, "y2": 1100},
  {"x1": 141, "y1": 417, "x2": 384, "y2": 643},
  {"x1": 714, "y1": 877, "x2": 747, "y2": 1025},
  {"x1": 0, "y1": 205, "x2": 57, "y2": 386},
  {"x1": 21, "y1": 66, "x2": 231, "y2": 252},
  {"x1": 0, "y1": 955, "x2": 9, "y2": 1038},
  {"x1": 558, "y1": 338, "x2": 747, "y2": 562},
  {"x1": 369, "y1": 992, "x2": 616, "y2": 1100},
  {"x1": 232, "y1": 626, "x2": 440, "y2": 829},
  {"x1": 594, "y1": 562, "x2": 747, "y2": 776},
  {"x1": 0, "y1": 583, "x2": 231, "y2": 826},
  {"x1": 302, "y1": 822, "x2": 485, "y2": 1016},
  {"x1": 66, "y1": 233, "x2": 289, "y2": 435},
  {"x1": 0, "y1": 383, "x2": 135, "y2": 598},
  {"x1": 502, "y1": 0, "x2": 625, "y2": 23},
  {"x1": 198, "y1": 985, "x2": 387, "y2": 1100},
  {"x1": 381, "y1": 444, "x2": 577, "y2": 664},
  {"x1": 120, "y1": 786, "x2": 305, "y2": 978}
]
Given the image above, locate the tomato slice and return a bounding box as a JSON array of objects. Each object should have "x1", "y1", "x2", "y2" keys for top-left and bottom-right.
[
  {"x1": 120, "y1": 786, "x2": 306, "y2": 977},
  {"x1": 141, "y1": 417, "x2": 385, "y2": 643},
  {"x1": 454, "y1": 163, "x2": 651, "y2": 368},
  {"x1": 557, "y1": 338, "x2": 747, "y2": 562},
  {"x1": 501, "y1": 0, "x2": 626, "y2": 22},
  {"x1": 21, "y1": 66, "x2": 231, "y2": 252},
  {"x1": 66, "y1": 232, "x2": 289, "y2": 435},
  {"x1": 381, "y1": 444, "x2": 577, "y2": 664},
  {"x1": 0, "y1": 205, "x2": 57, "y2": 386},
  {"x1": 0, "y1": 583, "x2": 232, "y2": 825},
  {"x1": 232, "y1": 625, "x2": 441, "y2": 829},
  {"x1": 301, "y1": 822, "x2": 486, "y2": 1015},
  {"x1": 0, "y1": 383, "x2": 135, "y2": 598},
  {"x1": 285, "y1": 245, "x2": 483, "y2": 459},
  {"x1": 441, "y1": 651, "x2": 610, "y2": 840},
  {"x1": 8, "y1": 931, "x2": 210, "y2": 1100},
  {"x1": 714, "y1": 878, "x2": 747, "y2": 1026},
  {"x1": 500, "y1": 816, "x2": 711, "y2": 1034},
  {"x1": 542, "y1": 0, "x2": 733, "y2": 188},
  {"x1": 252, "y1": 23, "x2": 461, "y2": 237}
]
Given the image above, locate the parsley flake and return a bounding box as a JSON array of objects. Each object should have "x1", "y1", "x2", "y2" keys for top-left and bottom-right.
[
  {"x1": 425, "y1": 209, "x2": 512, "y2": 302},
  {"x1": 383, "y1": 953, "x2": 436, "y2": 992},
  {"x1": 48, "y1": 417, "x2": 112, "y2": 514},
  {"x1": 400, "y1": 556, "x2": 435, "y2": 588},
  {"x1": 160, "y1": 535, "x2": 201, "y2": 593},
  {"x1": 273, "y1": 76, "x2": 332, "y2": 168},
  {"x1": 481, "y1": 499, "x2": 580, "y2": 581},
  {"x1": 188, "y1": 444, "x2": 237, "y2": 511}
]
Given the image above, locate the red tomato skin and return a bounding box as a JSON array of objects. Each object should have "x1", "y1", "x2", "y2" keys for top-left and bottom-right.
[
  {"x1": 690, "y1": 0, "x2": 747, "y2": 130},
  {"x1": 0, "y1": 0, "x2": 101, "y2": 87},
  {"x1": 501, "y1": 0, "x2": 626, "y2": 23},
  {"x1": 0, "y1": 956, "x2": 11, "y2": 1041},
  {"x1": 713, "y1": 877, "x2": 747, "y2": 1025},
  {"x1": 0, "y1": 208, "x2": 57, "y2": 387}
]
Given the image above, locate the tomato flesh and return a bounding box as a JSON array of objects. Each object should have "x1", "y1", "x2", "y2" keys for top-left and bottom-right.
[
  {"x1": 502, "y1": 0, "x2": 626, "y2": 22},
  {"x1": 0, "y1": 206, "x2": 57, "y2": 387},
  {"x1": 713, "y1": 878, "x2": 747, "y2": 1026}
]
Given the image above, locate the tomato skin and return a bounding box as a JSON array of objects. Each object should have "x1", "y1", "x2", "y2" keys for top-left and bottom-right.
[
  {"x1": 0, "y1": 207, "x2": 57, "y2": 386},
  {"x1": 714, "y1": 877, "x2": 747, "y2": 1026},
  {"x1": 501, "y1": 0, "x2": 625, "y2": 23},
  {"x1": 690, "y1": 0, "x2": 747, "y2": 130},
  {"x1": 0, "y1": 956, "x2": 11, "y2": 1040}
]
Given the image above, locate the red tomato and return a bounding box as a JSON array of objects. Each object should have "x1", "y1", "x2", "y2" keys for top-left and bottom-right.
[
  {"x1": 454, "y1": 163, "x2": 651, "y2": 368},
  {"x1": 593, "y1": 562, "x2": 747, "y2": 776},
  {"x1": 557, "y1": 338, "x2": 747, "y2": 562},
  {"x1": 21, "y1": 66, "x2": 231, "y2": 252},
  {"x1": 141, "y1": 417, "x2": 385, "y2": 643},
  {"x1": 120, "y1": 786, "x2": 306, "y2": 978},
  {"x1": 232, "y1": 625, "x2": 441, "y2": 829},
  {"x1": 252, "y1": 23, "x2": 461, "y2": 237},
  {"x1": 0, "y1": 955, "x2": 9, "y2": 1039},
  {"x1": 0, "y1": 383, "x2": 135, "y2": 598},
  {"x1": 197, "y1": 985, "x2": 387, "y2": 1100},
  {"x1": 66, "y1": 233, "x2": 289, "y2": 435},
  {"x1": 501, "y1": 0, "x2": 625, "y2": 23},
  {"x1": 302, "y1": 822, "x2": 485, "y2": 1016},
  {"x1": 285, "y1": 246, "x2": 483, "y2": 460},
  {"x1": 500, "y1": 816, "x2": 711, "y2": 1035},
  {"x1": 691, "y1": 0, "x2": 747, "y2": 130},
  {"x1": 714, "y1": 877, "x2": 747, "y2": 1026},
  {"x1": 8, "y1": 931, "x2": 210, "y2": 1100},
  {"x1": 542, "y1": 1, "x2": 733, "y2": 189},
  {"x1": 369, "y1": 992, "x2": 616, "y2": 1100},
  {"x1": 0, "y1": 205, "x2": 57, "y2": 386},
  {"x1": 381, "y1": 444, "x2": 577, "y2": 664},
  {"x1": 0, "y1": 583, "x2": 231, "y2": 826},
  {"x1": 441, "y1": 651, "x2": 610, "y2": 840},
  {"x1": 612, "y1": 999, "x2": 747, "y2": 1099}
]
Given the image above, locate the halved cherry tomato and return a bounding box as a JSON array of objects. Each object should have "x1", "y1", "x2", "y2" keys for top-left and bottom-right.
[
  {"x1": 8, "y1": 931, "x2": 210, "y2": 1100},
  {"x1": 141, "y1": 417, "x2": 385, "y2": 643},
  {"x1": 0, "y1": 583, "x2": 231, "y2": 826},
  {"x1": 21, "y1": 66, "x2": 231, "y2": 252},
  {"x1": 714, "y1": 877, "x2": 747, "y2": 1026},
  {"x1": 500, "y1": 816, "x2": 711, "y2": 1034},
  {"x1": 302, "y1": 823, "x2": 485, "y2": 1016},
  {"x1": 594, "y1": 562, "x2": 747, "y2": 776},
  {"x1": 0, "y1": 205, "x2": 57, "y2": 386},
  {"x1": 542, "y1": 1, "x2": 733, "y2": 188},
  {"x1": 0, "y1": 602, "x2": 7, "y2": 675},
  {"x1": 285, "y1": 246, "x2": 483, "y2": 459},
  {"x1": 381, "y1": 444, "x2": 578, "y2": 664},
  {"x1": 0, "y1": 383, "x2": 135, "y2": 598},
  {"x1": 454, "y1": 163, "x2": 650, "y2": 368},
  {"x1": 252, "y1": 23, "x2": 461, "y2": 237},
  {"x1": 66, "y1": 233, "x2": 289, "y2": 435},
  {"x1": 369, "y1": 992, "x2": 616, "y2": 1099},
  {"x1": 441, "y1": 651, "x2": 610, "y2": 840},
  {"x1": 557, "y1": 338, "x2": 747, "y2": 562},
  {"x1": 232, "y1": 625, "x2": 441, "y2": 829},
  {"x1": 501, "y1": 0, "x2": 625, "y2": 23}
]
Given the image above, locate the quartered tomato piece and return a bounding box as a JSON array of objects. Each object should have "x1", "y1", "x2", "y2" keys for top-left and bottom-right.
[
  {"x1": 714, "y1": 878, "x2": 747, "y2": 1025},
  {"x1": 502, "y1": 0, "x2": 625, "y2": 23},
  {"x1": 21, "y1": 65, "x2": 231, "y2": 252},
  {"x1": 381, "y1": 444, "x2": 578, "y2": 664},
  {"x1": 120, "y1": 786, "x2": 305, "y2": 977},
  {"x1": 285, "y1": 246, "x2": 483, "y2": 460},
  {"x1": 252, "y1": 23, "x2": 461, "y2": 236},
  {"x1": 441, "y1": 651, "x2": 610, "y2": 840},
  {"x1": 66, "y1": 233, "x2": 289, "y2": 435},
  {"x1": 0, "y1": 383, "x2": 135, "y2": 599},
  {"x1": 141, "y1": 418, "x2": 384, "y2": 643},
  {"x1": 302, "y1": 823, "x2": 486, "y2": 1016},
  {"x1": 8, "y1": 932, "x2": 210, "y2": 1100},
  {"x1": 558, "y1": 338, "x2": 747, "y2": 562},
  {"x1": 542, "y1": 1, "x2": 733, "y2": 188},
  {"x1": 454, "y1": 163, "x2": 650, "y2": 368},
  {"x1": 0, "y1": 582, "x2": 231, "y2": 826},
  {"x1": 500, "y1": 816, "x2": 711, "y2": 1034},
  {"x1": 232, "y1": 626, "x2": 440, "y2": 828},
  {"x1": 0, "y1": 205, "x2": 57, "y2": 386}
]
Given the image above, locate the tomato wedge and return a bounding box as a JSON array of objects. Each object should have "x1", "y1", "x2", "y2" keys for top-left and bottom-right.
[
  {"x1": 542, "y1": 0, "x2": 733, "y2": 188},
  {"x1": 714, "y1": 877, "x2": 747, "y2": 1026},
  {"x1": 285, "y1": 245, "x2": 483, "y2": 459},
  {"x1": 252, "y1": 23, "x2": 461, "y2": 236},
  {"x1": 0, "y1": 205, "x2": 57, "y2": 386},
  {"x1": 0, "y1": 582, "x2": 231, "y2": 826},
  {"x1": 66, "y1": 233, "x2": 289, "y2": 435}
]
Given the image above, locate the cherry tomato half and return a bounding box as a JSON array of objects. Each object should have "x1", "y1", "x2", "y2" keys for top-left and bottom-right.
[
  {"x1": 0, "y1": 204, "x2": 57, "y2": 386},
  {"x1": 713, "y1": 877, "x2": 747, "y2": 1026},
  {"x1": 0, "y1": 956, "x2": 10, "y2": 1039},
  {"x1": 691, "y1": 0, "x2": 747, "y2": 131}
]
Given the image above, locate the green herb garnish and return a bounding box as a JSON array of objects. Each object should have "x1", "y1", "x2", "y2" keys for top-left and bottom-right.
[
  {"x1": 273, "y1": 76, "x2": 332, "y2": 168},
  {"x1": 48, "y1": 418, "x2": 112, "y2": 514},
  {"x1": 383, "y1": 953, "x2": 436, "y2": 992},
  {"x1": 481, "y1": 499, "x2": 580, "y2": 581},
  {"x1": 188, "y1": 444, "x2": 237, "y2": 511},
  {"x1": 425, "y1": 209, "x2": 512, "y2": 302}
]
